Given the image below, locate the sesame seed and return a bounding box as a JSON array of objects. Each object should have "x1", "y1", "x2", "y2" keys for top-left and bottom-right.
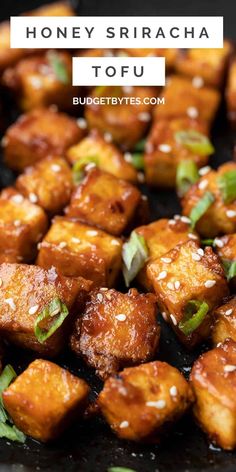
[
  {"x1": 158, "y1": 144, "x2": 172, "y2": 153},
  {"x1": 77, "y1": 117, "x2": 87, "y2": 129},
  {"x1": 199, "y1": 179, "x2": 208, "y2": 190},
  {"x1": 59, "y1": 241, "x2": 67, "y2": 249},
  {"x1": 29, "y1": 193, "x2": 38, "y2": 203},
  {"x1": 162, "y1": 312, "x2": 168, "y2": 321},
  {"x1": 71, "y1": 237, "x2": 81, "y2": 244},
  {"x1": 28, "y1": 305, "x2": 39, "y2": 315},
  {"x1": 104, "y1": 132, "x2": 113, "y2": 143},
  {"x1": 137, "y1": 172, "x2": 145, "y2": 183},
  {"x1": 0, "y1": 278, "x2": 2, "y2": 287},
  {"x1": 5, "y1": 298, "x2": 16, "y2": 310},
  {"x1": 174, "y1": 281, "x2": 180, "y2": 290},
  {"x1": 157, "y1": 271, "x2": 167, "y2": 281},
  {"x1": 225, "y1": 309, "x2": 233, "y2": 316},
  {"x1": 170, "y1": 314, "x2": 177, "y2": 326},
  {"x1": 204, "y1": 280, "x2": 216, "y2": 288},
  {"x1": 199, "y1": 166, "x2": 211, "y2": 176},
  {"x1": 161, "y1": 257, "x2": 172, "y2": 264},
  {"x1": 123, "y1": 85, "x2": 133, "y2": 94},
  {"x1": 181, "y1": 216, "x2": 191, "y2": 224},
  {"x1": 169, "y1": 219, "x2": 176, "y2": 225},
  {"x1": 192, "y1": 253, "x2": 201, "y2": 261},
  {"x1": 197, "y1": 248, "x2": 204, "y2": 256},
  {"x1": 119, "y1": 420, "x2": 129, "y2": 428},
  {"x1": 187, "y1": 106, "x2": 199, "y2": 119},
  {"x1": 51, "y1": 164, "x2": 61, "y2": 172},
  {"x1": 217, "y1": 342, "x2": 222, "y2": 347},
  {"x1": 124, "y1": 152, "x2": 132, "y2": 163},
  {"x1": 11, "y1": 194, "x2": 24, "y2": 204},
  {"x1": 167, "y1": 282, "x2": 175, "y2": 290},
  {"x1": 85, "y1": 162, "x2": 96, "y2": 172},
  {"x1": 146, "y1": 400, "x2": 166, "y2": 409},
  {"x1": 111, "y1": 239, "x2": 120, "y2": 246},
  {"x1": 174, "y1": 215, "x2": 181, "y2": 220},
  {"x1": 100, "y1": 287, "x2": 108, "y2": 291},
  {"x1": 14, "y1": 220, "x2": 21, "y2": 227},
  {"x1": 1, "y1": 137, "x2": 8, "y2": 147},
  {"x1": 31, "y1": 77, "x2": 42, "y2": 89},
  {"x1": 170, "y1": 385, "x2": 178, "y2": 397},
  {"x1": 104, "y1": 50, "x2": 114, "y2": 57},
  {"x1": 226, "y1": 210, "x2": 236, "y2": 218},
  {"x1": 87, "y1": 230, "x2": 98, "y2": 236},
  {"x1": 192, "y1": 76, "x2": 204, "y2": 88},
  {"x1": 224, "y1": 365, "x2": 236, "y2": 373},
  {"x1": 115, "y1": 314, "x2": 127, "y2": 321},
  {"x1": 97, "y1": 294, "x2": 103, "y2": 302},
  {"x1": 188, "y1": 233, "x2": 198, "y2": 240},
  {"x1": 138, "y1": 112, "x2": 151, "y2": 122},
  {"x1": 214, "y1": 238, "x2": 224, "y2": 248}
]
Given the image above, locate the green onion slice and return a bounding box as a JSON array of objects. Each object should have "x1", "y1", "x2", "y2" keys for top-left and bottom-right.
[
  {"x1": 223, "y1": 260, "x2": 236, "y2": 281},
  {"x1": 179, "y1": 300, "x2": 209, "y2": 336},
  {"x1": 0, "y1": 365, "x2": 26, "y2": 443},
  {"x1": 201, "y1": 238, "x2": 214, "y2": 246},
  {"x1": 108, "y1": 468, "x2": 136, "y2": 472},
  {"x1": 134, "y1": 139, "x2": 146, "y2": 152},
  {"x1": 47, "y1": 51, "x2": 69, "y2": 84},
  {"x1": 0, "y1": 423, "x2": 26, "y2": 443},
  {"x1": 174, "y1": 130, "x2": 215, "y2": 156},
  {"x1": 131, "y1": 153, "x2": 144, "y2": 170},
  {"x1": 218, "y1": 170, "x2": 236, "y2": 204},
  {"x1": 34, "y1": 298, "x2": 69, "y2": 343},
  {"x1": 73, "y1": 156, "x2": 99, "y2": 184},
  {"x1": 122, "y1": 231, "x2": 149, "y2": 287},
  {"x1": 189, "y1": 191, "x2": 215, "y2": 229},
  {"x1": 176, "y1": 160, "x2": 199, "y2": 197}
]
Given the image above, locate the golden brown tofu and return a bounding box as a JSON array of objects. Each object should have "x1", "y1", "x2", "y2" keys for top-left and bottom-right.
[
  {"x1": 0, "y1": 187, "x2": 47, "y2": 262},
  {"x1": 66, "y1": 129, "x2": 138, "y2": 183},
  {"x1": 120, "y1": 48, "x2": 177, "y2": 68},
  {"x1": 76, "y1": 49, "x2": 114, "y2": 58},
  {"x1": 214, "y1": 234, "x2": 236, "y2": 288},
  {"x1": 0, "y1": 263, "x2": 91, "y2": 357},
  {"x1": 226, "y1": 59, "x2": 236, "y2": 127},
  {"x1": 144, "y1": 117, "x2": 210, "y2": 188},
  {"x1": 3, "y1": 51, "x2": 76, "y2": 112},
  {"x1": 37, "y1": 217, "x2": 122, "y2": 287},
  {"x1": 98, "y1": 361, "x2": 193, "y2": 441},
  {"x1": 190, "y1": 339, "x2": 236, "y2": 450},
  {"x1": 3, "y1": 359, "x2": 89, "y2": 442},
  {"x1": 182, "y1": 162, "x2": 236, "y2": 238},
  {"x1": 176, "y1": 41, "x2": 232, "y2": 88},
  {"x1": 212, "y1": 297, "x2": 236, "y2": 346},
  {"x1": 65, "y1": 167, "x2": 141, "y2": 236},
  {"x1": 70, "y1": 288, "x2": 159, "y2": 379},
  {"x1": 154, "y1": 75, "x2": 220, "y2": 128},
  {"x1": 3, "y1": 108, "x2": 84, "y2": 172},
  {"x1": 135, "y1": 217, "x2": 199, "y2": 291},
  {"x1": 28, "y1": 1, "x2": 75, "y2": 17},
  {"x1": 16, "y1": 156, "x2": 73, "y2": 215},
  {"x1": 85, "y1": 86, "x2": 155, "y2": 149},
  {"x1": 147, "y1": 240, "x2": 229, "y2": 348}
]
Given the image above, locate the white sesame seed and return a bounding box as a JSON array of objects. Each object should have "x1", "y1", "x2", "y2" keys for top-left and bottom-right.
[
  {"x1": 51, "y1": 164, "x2": 61, "y2": 172},
  {"x1": 204, "y1": 280, "x2": 216, "y2": 288},
  {"x1": 181, "y1": 216, "x2": 191, "y2": 224},
  {"x1": 31, "y1": 77, "x2": 42, "y2": 89},
  {"x1": 123, "y1": 152, "x2": 133, "y2": 163},
  {"x1": 170, "y1": 314, "x2": 177, "y2": 326},
  {"x1": 158, "y1": 144, "x2": 172, "y2": 153},
  {"x1": 71, "y1": 237, "x2": 81, "y2": 244},
  {"x1": 14, "y1": 220, "x2": 21, "y2": 227},
  {"x1": 1, "y1": 137, "x2": 8, "y2": 147},
  {"x1": 5, "y1": 298, "x2": 16, "y2": 310},
  {"x1": 192, "y1": 76, "x2": 204, "y2": 88},
  {"x1": 97, "y1": 294, "x2": 103, "y2": 302},
  {"x1": 188, "y1": 233, "x2": 198, "y2": 240},
  {"x1": 161, "y1": 257, "x2": 172, "y2": 264},
  {"x1": 187, "y1": 106, "x2": 199, "y2": 119},
  {"x1": 225, "y1": 309, "x2": 233, "y2": 316},
  {"x1": 192, "y1": 253, "x2": 201, "y2": 261},
  {"x1": 217, "y1": 342, "x2": 222, "y2": 347},
  {"x1": 11, "y1": 194, "x2": 24, "y2": 204},
  {"x1": 174, "y1": 281, "x2": 181, "y2": 290},
  {"x1": 199, "y1": 180, "x2": 208, "y2": 190},
  {"x1": 59, "y1": 241, "x2": 67, "y2": 249},
  {"x1": 214, "y1": 238, "x2": 224, "y2": 248},
  {"x1": 111, "y1": 239, "x2": 120, "y2": 246},
  {"x1": 87, "y1": 230, "x2": 98, "y2": 236},
  {"x1": 119, "y1": 420, "x2": 129, "y2": 428},
  {"x1": 174, "y1": 215, "x2": 181, "y2": 220},
  {"x1": 29, "y1": 193, "x2": 38, "y2": 203},
  {"x1": 28, "y1": 305, "x2": 39, "y2": 315},
  {"x1": 170, "y1": 385, "x2": 178, "y2": 397},
  {"x1": 146, "y1": 400, "x2": 166, "y2": 409},
  {"x1": 138, "y1": 112, "x2": 151, "y2": 122},
  {"x1": 122, "y1": 85, "x2": 133, "y2": 94},
  {"x1": 115, "y1": 314, "x2": 127, "y2": 321},
  {"x1": 167, "y1": 282, "x2": 175, "y2": 290},
  {"x1": 77, "y1": 117, "x2": 87, "y2": 129},
  {"x1": 100, "y1": 287, "x2": 108, "y2": 291},
  {"x1": 224, "y1": 365, "x2": 236, "y2": 373},
  {"x1": 157, "y1": 271, "x2": 167, "y2": 281},
  {"x1": 137, "y1": 172, "x2": 145, "y2": 183},
  {"x1": 226, "y1": 210, "x2": 236, "y2": 218},
  {"x1": 199, "y1": 166, "x2": 211, "y2": 176},
  {"x1": 162, "y1": 312, "x2": 168, "y2": 321},
  {"x1": 169, "y1": 219, "x2": 176, "y2": 225},
  {"x1": 104, "y1": 50, "x2": 114, "y2": 57},
  {"x1": 85, "y1": 162, "x2": 96, "y2": 172},
  {"x1": 197, "y1": 248, "x2": 204, "y2": 256},
  {"x1": 104, "y1": 132, "x2": 113, "y2": 143}
]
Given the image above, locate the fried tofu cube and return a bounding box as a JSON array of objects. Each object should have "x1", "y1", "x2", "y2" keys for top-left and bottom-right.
[
  {"x1": 190, "y1": 339, "x2": 236, "y2": 450},
  {"x1": 144, "y1": 117, "x2": 210, "y2": 187},
  {"x1": 154, "y1": 75, "x2": 220, "y2": 128},
  {"x1": 16, "y1": 156, "x2": 73, "y2": 215},
  {"x1": 66, "y1": 129, "x2": 138, "y2": 183},
  {"x1": 214, "y1": 234, "x2": 236, "y2": 288},
  {"x1": 65, "y1": 167, "x2": 141, "y2": 236},
  {"x1": 98, "y1": 361, "x2": 193, "y2": 441},
  {"x1": 70, "y1": 288, "x2": 159, "y2": 379},
  {"x1": 135, "y1": 218, "x2": 199, "y2": 291},
  {"x1": 147, "y1": 240, "x2": 229, "y2": 348},
  {"x1": 0, "y1": 263, "x2": 91, "y2": 356},
  {"x1": 3, "y1": 108, "x2": 84, "y2": 172},
  {"x1": 212, "y1": 297, "x2": 236, "y2": 346},
  {"x1": 28, "y1": 1, "x2": 75, "y2": 17},
  {"x1": 85, "y1": 86, "x2": 155, "y2": 149},
  {"x1": 182, "y1": 162, "x2": 236, "y2": 238},
  {"x1": 226, "y1": 59, "x2": 236, "y2": 127},
  {"x1": 0, "y1": 187, "x2": 47, "y2": 262},
  {"x1": 121, "y1": 48, "x2": 177, "y2": 68},
  {"x1": 2, "y1": 51, "x2": 76, "y2": 112},
  {"x1": 3, "y1": 359, "x2": 89, "y2": 442},
  {"x1": 176, "y1": 42, "x2": 232, "y2": 88},
  {"x1": 37, "y1": 217, "x2": 122, "y2": 287}
]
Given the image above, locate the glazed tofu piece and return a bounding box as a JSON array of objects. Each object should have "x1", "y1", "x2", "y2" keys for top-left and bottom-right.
[
  {"x1": 71, "y1": 288, "x2": 159, "y2": 379},
  {"x1": 176, "y1": 41, "x2": 232, "y2": 88},
  {"x1": 212, "y1": 297, "x2": 236, "y2": 346},
  {"x1": 66, "y1": 130, "x2": 138, "y2": 183},
  {"x1": 147, "y1": 240, "x2": 229, "y2": 348},
  {"x1": 182, "y1": 162, "x2": 236, "y2": 238},
  {"x1": 65, "y1": 167, "x2": 141, "y2": 236},
  {"x1": 120, "y1": 48, "x2": 177, "y2": 68},
  {"x1": 135, "y1": 217, "x2": 199, "y2": 291},
  {"x1": 37, "y1": 217, "x2": 122, "y2": 287},
  {"x1": 98, "y1": 361, "x2": 193, "y2": 441},
  {"x1": 16, "y1": 156, "x2": 73, "y2": 215},
  {"x1": 214, "y1": 234, "x2": 236, "y2": 287},
  {"x1": 3, "y1": 108, "x2": 84, "y2": 172},
  {"x1": 0, "y1": 187, "x2": 47, "y2": 262},
  {"x1": 226, "y1": 58, "x2": 236, "y2": 127},
  {"x1": 144, "y1": 117, "x2": 211, "y2": 187},
  {"x1": 190, "y1": 339, "x2": 236, "y2": 450},
  {"x1": 0, "y1": 263, "x2": 91, "y2": 356},
  {"x1": 85, "y1": 86, "x2": 155, "y2": 149},
  {"x1": 3, "y1": 359, "x2": 89, "y2": 442},
  {"x1": 154, "y1": 75, "x2": 220, "y2": 128},
  {"x1": 2, "y1": 51, "x2": 76, "y2": 112}
]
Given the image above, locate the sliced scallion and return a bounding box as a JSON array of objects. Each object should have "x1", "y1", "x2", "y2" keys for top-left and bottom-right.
[
  {"x1": 218, "y1": 170, "x2": 236, "y2": 204},
  {"x1": 189, "y1": 191, "x2": 215, "y2": 229},
  {"x1": 72, "y1": 156, "x2": 99, "y2": 184},
  {"x1": 108, "y1": 468, "x2": 136, "y2": 472},
  {"x1": 47, "y1": 51, "x2": 69, "y2": 84},
  {"x1": 223, "y1": 260, "x2": 236, "y2": 281},
  {"x1": 122, "y1": 231, "x2": 148, "y2": 287},
  {"x1": 176, "y1": 160, "x2": 199, "y2": 197},
  {"x1": 34, "y1": 297, "x2": 69, "y2": 343},
  {"x1": 174, "y1": 130, "x2": 215, "y2": 156},
  {"x1": 0, "y1": 365, "x2": 26, "y2": 443},
  {"x1": 134, "y1": 139, "x2": 146, "y2": 153},
  {"x1": 131, "y1": 153, "x2": 144, "y2": 170},
  {"x1": 179, "y1": 300, "x2": 209, "y2": 336}
]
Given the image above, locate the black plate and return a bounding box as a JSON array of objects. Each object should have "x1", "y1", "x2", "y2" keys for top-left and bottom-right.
[{"x1": 0, "y1": 1, "x2": 236, "y2": 471}]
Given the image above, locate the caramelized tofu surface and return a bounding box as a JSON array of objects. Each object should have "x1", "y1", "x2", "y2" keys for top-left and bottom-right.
[
  {"x1": 37, "y1": 217, "x2": 122, "y2": 287},
  {"x1": 3, "y1": 359, "x2": 89, "y2": 442},
  {"x1": 0, "y1": 263, "x2": 90, "y2": 356},
  {"x1": 190, "y1": 339, "x2": 236, "y2": 450},
  {"x1": 212, "y1": 297, "x2": 236, "y2": 345},
  {"x1": 226, "y1": 59, "x2": 236, "y2": 126},
  {"x1": 0, "y1": 187, "x2": 47, "y2": 262},
  {"x1": 98, "y1": 361, "x2": 193, "y2": 441},
  {"x1": 85, "y1": 86, "x2": 155, "y2": 149},
  {"x1": 66, "y1": 130, "x2": 138, "y2": 183},
  {"x1": 16, "y1": 156, "x2": 73, "y2": 215},
  {"x1": 3, "y1": 108, "x2": 83, "y2": 171},
  {"x1": 65, "y1": 168, "x2": 141, "y2": 236},
  {"x1": 214, "y1": 233, "x2": 236, "y2": 287},
  {"x1": 71, "y1": 288, "x2": 159, "y2": 379},
  {"x1": 147, "y1": 240, "x2": 229, "y2": 348},
  {"x1": 144, "y1": 117, "x2": 210, "y2": 187},
  {"x1": 182, "y1": 162, "x2": 236, "y2": 237},
  {"x1": 154, "y1": 75, "x2": 220, "y2": 127}
]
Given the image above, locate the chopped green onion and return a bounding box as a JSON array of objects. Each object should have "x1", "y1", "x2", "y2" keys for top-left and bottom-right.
[
  {"x1": 223, "y1": 260, "x2": 236, "y2": 281},
  {"x1": 95, "y1": 86, "x2": 121, "y2": 97},
  {"x1": 179, "y1": 300, "x2": 209, "y2": 336},
  {"x1": 134, "y1": 139, "x2": 146, "y2": 152},
  {"x1": 174, "y1": 130, "x2": 215, "y2": 156},
  {"x1": 0, "y1": 365, "x2": 26, "y2": 443},
  {"x1": 176, "y1": 160, "x2": 199, "y2": 197},
  {"x1": 201, "y1": 239, "x2": 214, "y2": 246},
  {"x1": 0, "y1": 365, "x2": 16, "y2": 395},
  {"x1": 47, "y1": 51, "x2": 69, "y2": 84},
  {"x1": 218, "y1": 170, "x2": 236, "y2": 204},
  {"x1": 0, "y1": 423, "x2": 26, "y2": 443},
  {"x1": 131, "y1": 153, "x2": 144, "y2": 170},
  {"x1": 189, "y1": 191, "x2": 215, "y2": 229},
  {"x1": 108, "y1": 468, "x2": 136, "y2": 472},
  {"x1": 34, "y1": 298, "x2": 69, "y2": 343},
  {"x1": 73, "y1": 156, "x2": 99, "y2": 185},
  {"x1": 122, "y1": 231, "x2": 149, "y2": 287}
]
